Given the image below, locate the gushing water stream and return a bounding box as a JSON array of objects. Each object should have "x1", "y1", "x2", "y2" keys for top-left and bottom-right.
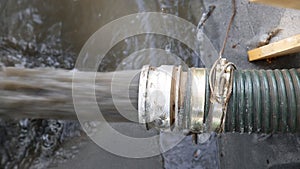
[{"x1": 0, "y1": 0, "x2": 220, "y2": 168}]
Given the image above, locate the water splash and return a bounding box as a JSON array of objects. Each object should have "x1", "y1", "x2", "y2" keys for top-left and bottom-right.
[{"x1": 0, "y1": 0, "x2": 220, "y2": 168}]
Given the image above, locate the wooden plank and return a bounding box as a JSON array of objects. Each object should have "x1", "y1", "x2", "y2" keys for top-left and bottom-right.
[
  {"x1": 248, "y1": 34, "x2": 300, "y2": 61},
  {"x1": 250, "y1": 0, "x2": 300, "y2": 10}
]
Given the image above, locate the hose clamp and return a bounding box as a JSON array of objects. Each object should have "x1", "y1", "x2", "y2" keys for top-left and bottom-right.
[{"x1": 207, "y1": 58, "x2": 236, "y2": 132}]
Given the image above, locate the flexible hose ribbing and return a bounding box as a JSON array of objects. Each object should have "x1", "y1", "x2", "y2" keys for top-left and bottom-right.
[{"x1": 225, "y1": 69, "x2": 300, "y2": 133}]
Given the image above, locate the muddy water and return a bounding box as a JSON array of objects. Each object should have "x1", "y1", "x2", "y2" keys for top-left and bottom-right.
[{"x1": 0, "y1": 0, "x2": 218, "y2": 168}]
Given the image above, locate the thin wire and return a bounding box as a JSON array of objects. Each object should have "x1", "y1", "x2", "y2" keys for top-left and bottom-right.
[
  {"x1": 219, "y1": 0, "x2": 236, "y2": 58},
  {"x1": 207, "y1": 0, "x2": 237, "y2": 133}
]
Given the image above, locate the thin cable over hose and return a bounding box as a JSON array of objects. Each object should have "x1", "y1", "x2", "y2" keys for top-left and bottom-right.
[
  {"x1": 206, "y1": 0, "x2": 236, "y2": 133},
  {"x1": 219, "y1": 0, "x2": 236, "y2": 58}
]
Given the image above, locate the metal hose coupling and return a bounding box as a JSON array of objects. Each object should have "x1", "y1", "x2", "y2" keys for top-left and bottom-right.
[
  {"x1": 138, "y1": 64, "x2": 300, "y2": 134},
  {"x1": 138, "y1": 65, "x2": 210, "y2": 133}
]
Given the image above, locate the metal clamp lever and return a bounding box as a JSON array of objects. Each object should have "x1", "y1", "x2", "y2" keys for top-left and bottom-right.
[{"x1": 206, "y1": 58, "x2": 236, "y2": 132}]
